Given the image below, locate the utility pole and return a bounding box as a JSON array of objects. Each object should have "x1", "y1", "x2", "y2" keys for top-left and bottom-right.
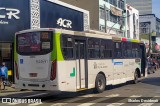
[
  {"x1": 147, "y1": 22, "x2": 151, "y2": 56},
  {"x1": 104, "y1": 4, "x2": 107, "y2": 33}
]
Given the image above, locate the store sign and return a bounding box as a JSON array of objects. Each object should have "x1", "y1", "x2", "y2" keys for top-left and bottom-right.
[
  {"x1": 0, "y1": 8, "x2": 20, "y2": 24},
  {"x1": 40, "y1": 0, "x2": 84, "y2": 31},
  {"x1": 110, "y1": 6, "x2": 122, "y2": 16},
  {"x1": 57, "y1": 18, "x2": 72, "y2": 28},
  {"x1": 0, "y1": 8, "x2": 20, "y2": 19},
  {"x1": 0, "y1": 0, "x2": 30, "y2": 41}
]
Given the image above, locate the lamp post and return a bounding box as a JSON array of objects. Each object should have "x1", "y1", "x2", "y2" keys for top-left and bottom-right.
[{"x1": 147, "y1": 22, "x2": 151, "y2": 56}]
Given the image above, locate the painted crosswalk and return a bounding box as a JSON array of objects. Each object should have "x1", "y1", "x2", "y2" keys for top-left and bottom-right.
[
  {"x1": 2, "y1": 94, "x2": 160, "y2": 106},
  {"x1": 77, "y1": 94, "x2": 120, "y2": 106},
  {"x1": 51, "y1": 94, "x2": 95, "y2": 106}
]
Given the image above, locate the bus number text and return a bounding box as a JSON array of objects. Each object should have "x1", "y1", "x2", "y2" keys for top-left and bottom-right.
[{"x1": 36, "y1": 59, "x2": 48, "y2": 64}]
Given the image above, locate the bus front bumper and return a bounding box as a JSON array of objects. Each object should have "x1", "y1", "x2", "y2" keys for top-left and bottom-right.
[{"x1": 15, "y1": 80, "x2": 60, "y2": 91}]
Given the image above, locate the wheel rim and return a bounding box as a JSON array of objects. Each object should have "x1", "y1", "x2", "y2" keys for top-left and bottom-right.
[
  {"x1": 98, "y1": 79, "x2": 104, "y2": 89},
  {"x1": 135, "y1": 72, "x2": 138, "y2": 81}
]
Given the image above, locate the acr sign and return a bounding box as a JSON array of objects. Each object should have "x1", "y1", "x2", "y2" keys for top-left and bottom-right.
[
  {"x1": 0, "y1": 8, "x2": 20, "y2": 20},
  {"x1": 57, "y1": 18, "x2": 72, "y2": 28},
  {"x1": 40, "y1": 0, "x2": 84, "y2": 31},
  {"x1": 0, "y1": 0, "x2": 30, "y2": 41}
]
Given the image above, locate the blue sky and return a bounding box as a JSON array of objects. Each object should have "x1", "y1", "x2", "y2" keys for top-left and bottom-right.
[{"x1": 153, "y1": 0, "x2": 160, "y2": 18}]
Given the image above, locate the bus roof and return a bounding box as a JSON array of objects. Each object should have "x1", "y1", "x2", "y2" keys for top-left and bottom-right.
[
  {"x1": 16, "y1": 28, "x2": 141, "y2": 43},
  {"x1": 16, "y1": 28, "x2": 113, "y2": 40}
]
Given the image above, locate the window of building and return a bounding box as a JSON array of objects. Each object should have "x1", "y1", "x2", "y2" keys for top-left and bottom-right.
[
  {"x1": 100, "y1": 8, "x2": 105, "y2": 19},
  {"x1": 104, "y1": 0, "x2": 109, "y2": 2},
  {"x1": 99, "y1": 8, "x2": 109, "y2": 20},
  {"x1": 117, "y1": 16, "x2": 123, "y2": 25},
  {"x1": 109, "y1": 0, "x2": 117, "y2": 6},
  {"x1": 118, "y1": 0, "x2": 124, "y2": 9},
  {"x1": 100, "y1": 25, "x2": 106, "y2": 32},
  {"x1": 139, "y1": 22, "x2": 150, "y2": 34},
  {"x1": 110, "y1": 12, "x2": 118, "y2": 23}
]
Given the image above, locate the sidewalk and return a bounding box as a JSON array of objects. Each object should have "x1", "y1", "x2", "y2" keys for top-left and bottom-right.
[{"x1": 0, "y1": 84, "x2": 19, "y2": 93}]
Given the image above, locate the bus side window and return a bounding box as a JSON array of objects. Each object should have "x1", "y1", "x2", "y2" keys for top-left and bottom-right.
[
  {"x1": 61, "y1": 35, "x2": 74, "y2": 60},
  {"x1": 88, "y1": 38, "x2": 100, "y2": 59},
  {"x1": 114, "y1": 42, "x2": 122, "y2": 59},
  {"x1": 122, "y1": 42, "x2": 127, "y2": 58},
  {"x1": 126, "y1": 42, "x2": 132, "y2": 58},
  {"x1": 100, "y1": 40, "x2": 113, "y2": 59}
]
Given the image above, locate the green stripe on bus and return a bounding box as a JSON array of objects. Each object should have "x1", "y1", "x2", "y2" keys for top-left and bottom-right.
[
  {"x1": 51, "y1": 33, "x2": 64, "y2": 61},
  {"x1": 14, "y1": 36, "x2": 18, "y2": 61},
  {"x1": 70, "y1": 67, "x2": 76, "y2": 77}
]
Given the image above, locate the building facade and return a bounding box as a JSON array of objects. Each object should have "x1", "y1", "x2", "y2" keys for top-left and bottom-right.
[
  {"x1": 139, "y1": 14, "x2": 160, "y2": 37},
  {"x1": 126, "y1": 4, "x2": 139, "y2": 39},
  {"x1": 126, "y1": 0, "x2": 152, "y2": 15},
  {"x1": 139, "y1": 14, "x2": 160, "y2": 52},
  {"x1": 60, "y1": 0, "x2": 126, "y2": 37}
]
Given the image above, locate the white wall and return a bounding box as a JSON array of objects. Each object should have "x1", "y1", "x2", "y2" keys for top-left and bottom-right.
[{"x1": 126, "y1": 4, "x2": 139, "y2": 40}]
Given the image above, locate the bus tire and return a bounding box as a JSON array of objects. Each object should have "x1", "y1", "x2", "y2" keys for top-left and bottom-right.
[
  {"x1": 95, "y1": 74, "x2": 106, "y2": 93},
  {"x1": 133, "y1": 71, "x2": 138, "y2": 84}
]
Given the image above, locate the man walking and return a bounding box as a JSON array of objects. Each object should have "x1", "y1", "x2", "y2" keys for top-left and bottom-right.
[
  {"x1": 0, "y1": 61, "x2": 3, "y2": 90},
  {"x1": 1, "y1": 62, "x2": 8, "y2": 90}
]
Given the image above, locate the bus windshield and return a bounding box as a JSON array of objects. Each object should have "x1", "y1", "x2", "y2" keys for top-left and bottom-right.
[{"x1": 17, "y1": 31, "x2": 52, "y2": 55}]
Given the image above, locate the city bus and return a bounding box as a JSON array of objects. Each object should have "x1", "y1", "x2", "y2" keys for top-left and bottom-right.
[{"x1": 14, "y1": 28, "x2": 146, "y2": 93}]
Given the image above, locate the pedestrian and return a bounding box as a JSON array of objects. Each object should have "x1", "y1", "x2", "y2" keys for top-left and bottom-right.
[
  {"x1": 1, "y1": 62, "x2": 8, "y2": 90},
  {"x1": 0, "y1": 60, "x2": 2, "y2": 90}
]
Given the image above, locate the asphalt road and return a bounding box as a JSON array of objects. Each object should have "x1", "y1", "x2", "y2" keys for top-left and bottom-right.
[{"x1": 1, "y1": 70, "x2": 160, "y2": 106}]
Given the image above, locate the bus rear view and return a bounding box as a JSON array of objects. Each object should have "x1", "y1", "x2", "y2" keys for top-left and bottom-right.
[{"x1": 14, "y1": 29, "x2": 58, "y2": 91}]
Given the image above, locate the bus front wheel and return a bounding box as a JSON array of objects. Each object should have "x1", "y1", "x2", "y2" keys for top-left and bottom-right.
[
  {"x1": 95, "y1": 74, "x2": 106, "y2": 93},
  {"x1": 133, "y1": 71, "x2": 138, "y2": 84}
]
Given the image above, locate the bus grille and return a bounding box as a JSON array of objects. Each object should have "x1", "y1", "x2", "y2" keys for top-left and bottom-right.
[{"x1": 28, "y1": 84, "x2": 39, "y2": 87}]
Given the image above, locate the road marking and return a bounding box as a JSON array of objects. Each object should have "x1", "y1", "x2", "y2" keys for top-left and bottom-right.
[
  {"x1": 105, "y1": 94, "x2": 120, "y2": 97},
  {"x1": 130, "y1": 95, "x2": 142, "y2": 97},
  {"x1": 24, "y1": 93, "x2": 48, "y2": 98},
  {"x1": 77, "y1": 94, "x2": 120, "y2": 106},
  {"x1": 50, "y1": 96, "x2": 90, "y2": 106},
  {"x1": 80, "y1": 94, "x2": 95, "y2": 97},
  {"x1": 106, "y1": 95, "x2": 142, "y2": 106},
  {"x1": 154, "y1": 96, "x2": 160, "y2": 97},
  {"x1": 107, "y1": 103, "x2": 124, "y2": 106},
  {"x1": 7, "y1": 103, "x2": 20, "y2": 105}
]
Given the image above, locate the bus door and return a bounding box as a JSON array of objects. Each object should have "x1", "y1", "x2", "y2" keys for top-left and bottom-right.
[{"x1": 75, "y1": 40, "x2": 87, "y2": 90}]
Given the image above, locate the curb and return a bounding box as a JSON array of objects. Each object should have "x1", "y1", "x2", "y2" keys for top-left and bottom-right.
[{"x1": 0, "y1": 86, "x2": 18, "y2": 93}]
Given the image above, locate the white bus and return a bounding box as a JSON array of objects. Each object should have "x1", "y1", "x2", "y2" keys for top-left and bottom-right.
[{"x1": 14, "y1": 28, "x2": 146, "y2": 93}]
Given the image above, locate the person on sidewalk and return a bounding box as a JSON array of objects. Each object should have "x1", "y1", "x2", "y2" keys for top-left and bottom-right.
[
  {"x1": 1, "y1": 62, "x2": 8, "y2": 90},
  {"x1": 0, "y1": 61, "x2": 3, "y2": 90}
]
